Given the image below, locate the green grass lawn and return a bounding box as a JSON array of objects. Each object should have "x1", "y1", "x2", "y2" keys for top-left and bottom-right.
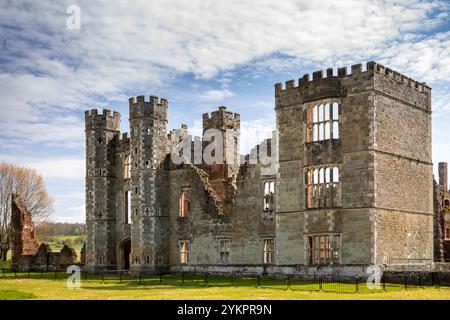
[{"x1": 0, "y1": 274, "x2": 449, "y2": 300}]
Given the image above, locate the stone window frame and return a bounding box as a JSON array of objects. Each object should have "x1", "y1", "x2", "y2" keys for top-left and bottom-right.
[
  {"x1": 179, "y1": 187, "x2": 191, "y2": 218},
  {"x1": 305, "y1": 100, "x2": 340, "y2": 143},
  {"x1": 124, "y1": 154, "x2": 131, "y2": 179},
  {"x1": 445, "y1": 227, "x2": 450, "y2": 240},
  {"x1": 263, "y1": 238, "x2": 275, "y2": 265},
  {"x1": 179, "y1": 240, "x2": 190, "y2": 265},
  {"x1": 306, "y1": 233, "x2": 342, "y2": 265},
  {"x1": 262, "y1": 179, "x2": 276, "y2": 214},
  {"x1": 305, "y1": 165, "x2": 341, "y2": 209},
  {"x1": 123, "y1": 190, "x2": 131, "y2": 224},
  {"x1": 218, "y1": 238, "x2": 231, "y2": 265}
]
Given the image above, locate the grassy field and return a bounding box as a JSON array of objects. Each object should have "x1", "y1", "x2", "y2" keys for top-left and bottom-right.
[{"x1": 0, "y1": 274, "x2": 450, "y2": 300}]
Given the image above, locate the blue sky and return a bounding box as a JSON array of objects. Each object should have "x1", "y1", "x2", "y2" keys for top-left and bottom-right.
[{"x1": 1, "y1": 0, "x2": 450, "y2": 223}]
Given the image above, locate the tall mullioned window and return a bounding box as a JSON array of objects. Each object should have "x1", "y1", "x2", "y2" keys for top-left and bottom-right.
[
  {"x1": 305, "y1": 166, "x2": 340, "y2": 209},
  {"x1": 307, "y1": 234, "x2": 341, "y2": 265},
  {"x1": 306, "y1": 102, "x2": 340, "y2": 143}
]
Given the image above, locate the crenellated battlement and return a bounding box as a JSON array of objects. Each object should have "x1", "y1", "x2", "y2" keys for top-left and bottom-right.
[
  {"x1": 128, "y1": 95, "x2": 168, "y2": 107},
  {"x1": 128, "y1": 95, "x2": 169, "y2": 121},
  {"x1": 275, "y1": 61, "x2": 431, "y2": 96},
  {"x1": 85, "y1": 108, "x2": 121, "y2": 119},
  {"x1": 202, "y1": 106, "x2": 240, "y2": 122},
  {"x1": 85, "y1": 108, "x2": 121, "y2": 131}
]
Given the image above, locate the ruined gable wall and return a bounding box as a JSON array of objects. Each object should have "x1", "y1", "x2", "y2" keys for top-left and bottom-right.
[
  {"x1": 167, "y1": 161, "x2": 275, "y2": 266},
  {"x1": 11, "y1": 195, "x2": 39, "y2": 263}
]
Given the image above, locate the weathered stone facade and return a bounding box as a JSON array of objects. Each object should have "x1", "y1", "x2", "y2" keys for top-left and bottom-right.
[{"x1": 85, "y1": 62, "x2": 433, "y2": 275}]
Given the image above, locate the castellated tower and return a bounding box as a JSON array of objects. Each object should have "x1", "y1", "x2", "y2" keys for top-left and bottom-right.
[
  {"x1": 275, "y1": 62, "x2": 433, "y2": 267},
  {"x1": 85, "y1": 109, "x2": 121, "y2": 270},
  {"x1": 129, "y1": 95, "x2": 169, "y2": 272},
  {"x1": 202, "y1": 106, "x2": 240, "y2": 203}
]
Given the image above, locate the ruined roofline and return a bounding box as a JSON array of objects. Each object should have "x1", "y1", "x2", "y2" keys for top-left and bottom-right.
[
  {"x1": 85, "y1": 108, "x2": 121, "y2": 119},
  {"x1": 128, "y1": 95, "x2": 168, "y2": 106},
  {"x1": 202, "y1": 106, "x2": 240, "y2": 120},
  {"x1": 275, "y1": 61, "x2": 431, "y2": 95}
]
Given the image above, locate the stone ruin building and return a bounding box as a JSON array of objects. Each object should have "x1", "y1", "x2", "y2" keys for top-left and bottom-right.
[
  {"x1": 10, "y1": 194, "x2": 77, "y2": 271},
  {"x1": 85, "y1": 61, "x2": 433, "y2": 275}
]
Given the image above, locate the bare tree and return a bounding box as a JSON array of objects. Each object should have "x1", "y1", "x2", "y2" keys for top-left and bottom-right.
[{"x1": 0, "y1": 162, "x2": 54, "y2": 262}]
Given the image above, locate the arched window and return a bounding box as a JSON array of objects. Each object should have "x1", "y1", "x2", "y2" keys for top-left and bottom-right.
[
  {"x1": 306, "y1": 102, "x2": 340, "y2": 143},
  {"x1": 325, "y1": 168, "x2": 331, "y2": 183},
  {"x1": 319, "y1": 168, "x2": 324, "y2": 184},
  {"x1": 333, "y1": 167, "x2": 339, "y2": 183},
  {"x1": 325, "y1": 103, "x2": 330, "y2": 121}
]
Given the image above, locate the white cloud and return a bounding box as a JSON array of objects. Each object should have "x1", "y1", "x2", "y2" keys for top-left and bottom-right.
[
  {"x1": 200, "y1": 89, "x2": 235, "y2": 102},
  {"x1": 0, "y1": 0, "x2": 448, "y2": 148},
  {"x1": 378, "y1": 32, "x2": 450, "y2": 83}
]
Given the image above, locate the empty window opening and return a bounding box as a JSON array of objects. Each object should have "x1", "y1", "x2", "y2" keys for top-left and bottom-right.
[
  {"x1": 124, "y1": 191, "x2": 130, "y2": 224},
  {"x1": 263, "y1": 239, "x2": 275, "y2": 264},
  {"x1": 308, "y1": 234, "x2": 341, "y2": 265},
  {"x1": 305, "y1": 166, "x2": 341, "y2": 209},
  {"x1": 124, "y1": 155, "x2": 131, "y2": 179},
  {"x1": 306, "y1": 102, "x2": 340, "y2": 143},
  {"x1": 219, "y1": 239, "x2": 230, "y2": 264},
  {"x1": 263, "y1": 181, "x2": 275, "y2": 213},
  {"x1": 179, "y1": 190, "x2": 190, "y2": 218},
  {"x1": 180, "y1": 241, "x2": 189, "y2": 264}
]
